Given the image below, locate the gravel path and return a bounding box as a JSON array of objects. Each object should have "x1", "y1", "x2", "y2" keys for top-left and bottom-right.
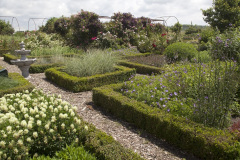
[{"x1": 0, "y1": 57, "x2": 199, "y2": 160}]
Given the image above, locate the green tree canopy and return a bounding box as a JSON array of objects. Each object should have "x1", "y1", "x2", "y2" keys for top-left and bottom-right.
[
  {"x1": 0, "y1": 20, "x2": 14, "y2": 35},
  {"x1": 202, "y1": 0, "x2": 240, "y2": 32}
]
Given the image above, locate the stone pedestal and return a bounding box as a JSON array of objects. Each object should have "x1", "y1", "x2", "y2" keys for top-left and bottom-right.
[{"x1": 19, "y1": 65, "x2": 30, "y2": 78}]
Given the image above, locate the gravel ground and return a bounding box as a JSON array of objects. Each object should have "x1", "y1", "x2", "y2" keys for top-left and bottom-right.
[{"x1": 0, "y1": 57, "x2": 199, "y2": 160}]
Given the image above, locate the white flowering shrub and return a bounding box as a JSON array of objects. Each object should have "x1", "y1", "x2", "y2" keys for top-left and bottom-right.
[{"x1": 0, "y1": 89, "x2": 88, "y2": 159}]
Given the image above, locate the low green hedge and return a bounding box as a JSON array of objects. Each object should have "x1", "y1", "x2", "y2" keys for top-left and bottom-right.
[
  {"x1": 118, "y1": 60, "x2": 163, "y2": 75},
  {"x1": 83, "y1": 123, "x2": 144, "y2": 160},
  {"x1": 3, "y1": 53, "x2": 18, "y2": 64},
  {"x1": 92, "y1": 83, "x2": 240, "y2": 160},
  {"x1": 121, "y1": 52, "x2": 152, "y2": 59},
  {"x1": 0, "y1": 49, "x2": 10, "y2": 57},
  {"x1": 45, "y1": 66, "x2": 136, "y2": 92},
  {"x1": 29, "y1": 63, "x2": 63, "y2": 73},
  {"x1": 0, "y1": 73, "x2": 34, "y2": 97}
]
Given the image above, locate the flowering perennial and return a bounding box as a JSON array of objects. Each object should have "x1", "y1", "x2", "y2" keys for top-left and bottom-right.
[{"x1": 0, "y1": 89, "x2": 88, "y2": 159}]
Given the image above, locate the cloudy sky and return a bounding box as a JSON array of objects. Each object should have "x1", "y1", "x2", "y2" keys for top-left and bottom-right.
[{"x1": 0, "y1": 0, "x2": 213, "y2": 31}]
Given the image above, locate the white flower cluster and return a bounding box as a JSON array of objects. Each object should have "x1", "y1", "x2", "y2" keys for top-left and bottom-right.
[{"x1": 0, "y1": 89, "x2": 88, "y2": 159}]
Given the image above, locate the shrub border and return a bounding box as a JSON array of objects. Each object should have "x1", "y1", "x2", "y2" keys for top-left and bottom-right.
[
  {"x1": 82, "y1": 122, "x2": 144, "y2": 160},
  {"x1": 29, "y1": 63, "x2": 63, "y2": 73},
  {"x1": 121, "y1": 52, "x2": 152, "y2": 59},
  {"x1": 92, "y1": 83, "x2": 240, "y2": 160},
  {"x1": 45, "y1": 66, "x2": 136, "y2": 92},
  {"x1": 3, "y1": 53, "x2": 18, "y2": 64},
  {"x1": 0, "y1": 73, "x2": 35, "y2": 97}
]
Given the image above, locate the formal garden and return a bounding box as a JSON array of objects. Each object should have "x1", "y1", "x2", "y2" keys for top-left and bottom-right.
[{"x1": 1, "y1": 0, "x2": 240, "y2": 159}]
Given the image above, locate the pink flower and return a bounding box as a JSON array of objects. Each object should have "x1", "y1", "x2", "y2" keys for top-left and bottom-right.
[{"x1": 91, "y1": 37, "x2": 97, "y2": 40}]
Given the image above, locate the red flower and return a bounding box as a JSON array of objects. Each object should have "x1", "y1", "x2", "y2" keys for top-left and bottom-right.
[
  {"x1": 152, "y1": 43, "x2": 156, "y2": 48},
  {"x1": 167, "y1": 40, "x2": 169, "y2": 44},
  {"x1": 161, "y1": 33, "x2": 167, "y2": 37}
]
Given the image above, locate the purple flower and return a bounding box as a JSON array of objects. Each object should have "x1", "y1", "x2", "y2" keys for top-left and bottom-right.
[
  {"x1": 155, "y1": 87, "x2": 157, "y2": 90},
  {"x1": 151, "y1": 95, "x2": 154, "y2": 98},
  {"x1": 160, "y1": 98, "x2": 163, "y2": 101},
  {"x1": 163, "y1": 105, "x2": 166, "y2": 108},
  {"x1": 167, "y1": 108, "x2": 170, "y2": 112},
  {"x1": 174, "y1": 92, "x2": 177, "y2": 96},
  {"x1": 205, "y1": 96, "x2": 208, "y2": 99},
  {"x1": 165, "y1": 90, "x2": 168, "y2": 92}
]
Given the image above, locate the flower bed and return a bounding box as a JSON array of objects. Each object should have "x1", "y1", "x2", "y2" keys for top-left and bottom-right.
[
  {"x1": 92, "y1": 83, "x2": 240, "y2": 160},
  {"x1": 0, "y1": 73, "x2": 34, "y2": 97},
  {"x1": 45, "y1": 66, "x2": 136, "y2": 92},
  {"x1": 0, "y1": 90, "x2": 143, "y2": 160}
]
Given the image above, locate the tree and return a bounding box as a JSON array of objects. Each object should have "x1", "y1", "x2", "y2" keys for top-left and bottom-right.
[
  {"x1": 0, "y1": 20, "x2": 14, "y2": 35},
  {"x1": 202, "y1": 0, "x2": 240, "y2": 32},
  {"x1": 39, "y1": 17, "x2": 58, "y2": 34}
]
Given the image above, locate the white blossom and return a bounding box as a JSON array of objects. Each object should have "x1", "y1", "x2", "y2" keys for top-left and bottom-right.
[
  {"x1": 37, "y1": 120, "x2": 42, "y2": 126},
  {"x1": 0, "y1": 141, "x2": 6, "y2": 148},
  {"x1": 33, "y1": 132, "x2": 38, "y2": 138}
]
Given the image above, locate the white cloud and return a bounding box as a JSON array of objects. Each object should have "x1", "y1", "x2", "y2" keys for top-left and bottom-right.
[{"x1": 0, "y1": 0, "x2": 213, "y2": 31}]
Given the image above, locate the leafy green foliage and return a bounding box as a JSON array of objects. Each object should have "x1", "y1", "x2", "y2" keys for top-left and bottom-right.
[
  {"x1": 31, "y1": 145, "x2": 97, "y2": 160},
  {"x1": 191, "y1": 51, "x2": 212, "y2": 63},
  {"x1": 163, "y1": 42, "x2": 198, "y2": 63},
  {"x1": 121, "y1": 61, "x2": 239, "y2": 129},
  {"x1": 0, "y1": 20, "x2": 14, "y2": 35},
  {"x1": 202, "y1": 0, "x2": 240, "y2": 32},
  {"x1": 39, "y1": 17, "x2": 58, "y2": 34},
  {"x1": 54, "y1": 17, "x2": 70, "y2": 36},
  {"x1": 209, "y1": 27, "x2": 240, "y2": 62},
  {"x1": 70, "y1": 10, "x2": 103, "y2": 51},
  {"x1": 198, "y1": 27, "x2": 215, "y2": 43}
]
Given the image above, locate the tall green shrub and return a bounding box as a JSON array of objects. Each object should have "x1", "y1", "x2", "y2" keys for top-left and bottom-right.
[
  {"x1": 163, "y1": 42, "x2": 198, "y2": 63},
  {"x1": 0, "y1": 20, "x2": 14, "y2": 35},
  {"x1": 70, "y1": 10, "x2": 103, "y2": 51}
]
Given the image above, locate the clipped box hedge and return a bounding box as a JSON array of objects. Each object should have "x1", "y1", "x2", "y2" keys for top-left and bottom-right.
[
  {"x1": 118, "y1": 60, "x2": 163, "y2": 75},
  {"x1": 121, "y1": 52, "x2": 152, "y2": 59},
  {"x1": 83, "y1": 123, "x2": 144, "y2": 160},
  {"x1": 29, "y1": 63, "x2": 63, "y2": 73},
  {"x1": 0, "y1": 49, "x2": 10, "y2": 57},
  {"x1": 92, "y1": 83, "x2": 240, "y2": 160},
  {"x1": 45, "y1": 66, "x2": 136, "y2": 92},
  {"x1": 3, "y1": 53, "x2": 18, "y2": 64},
  {"x1": 0, "y1": 73, "x2": 34, "y2": 97}
]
